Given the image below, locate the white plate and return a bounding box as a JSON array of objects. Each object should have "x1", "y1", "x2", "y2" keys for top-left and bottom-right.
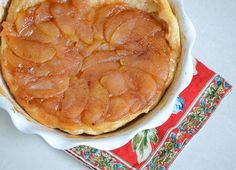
[{"x1": 0, "y1": 0, "x2": 196, "y2": 150}]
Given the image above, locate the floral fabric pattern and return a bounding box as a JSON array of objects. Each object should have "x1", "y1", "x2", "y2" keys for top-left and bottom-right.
[{"x1": 66, "y1": 61, "x2": 232, "y2": 170}]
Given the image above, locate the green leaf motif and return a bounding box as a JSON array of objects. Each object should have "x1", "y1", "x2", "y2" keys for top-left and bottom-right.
[{"x1": 132, "y1": 129, "x2": 158, "y2": 163}]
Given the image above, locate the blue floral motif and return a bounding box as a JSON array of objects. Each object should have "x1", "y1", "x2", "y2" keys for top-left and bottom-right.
[
  {"x1": 179, "y1": 125, "x2": 185, "y2": 131},
  {"x1": 224, "y1": 81, "x2": 231, "y2": 88},
  {"x1": 187, "y1": 129, "x2": 193, "y2": 135},
  {"x1": 150, "y1": 162, "x2": 155, "y2": 169},
  {"x1": 114, "y1": 163, "x2": 122, "y2": 169},
  {"x1": 159, "y1": 166, "x2": 166, "y2": 170},
  {"x1": 174, "y1": 143, "x2": 182, "y2": 149},
  {"x1": 170, "y1": 133, "x2": 176, "y2": 143},
  {"x1": 200, "y1": 98, "x2": 205, "y2": 107},
  {"x1": 173, "y1": 96, "x2": 185, "y2": 114},
  {"x1": 84, "y1": 152, "x2": 90, "y2": 159},
  {"x1": 215, "y1": 76, "x2": 222, "y2": 86},
  {"x1": 204, "y1": 108, "x2": 211, "y2": 114},
  {"x1": 91, "y1": 148, "x2": 100, "y2": 154}
]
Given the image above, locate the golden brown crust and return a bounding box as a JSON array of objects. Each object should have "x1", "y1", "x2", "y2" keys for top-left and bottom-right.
[{"x1": 0, "y1": 0, "x2": 180, "y2": 135}]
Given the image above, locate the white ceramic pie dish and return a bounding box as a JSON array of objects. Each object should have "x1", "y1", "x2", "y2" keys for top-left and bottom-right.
[{"x1": 0, "y1": 0, "x2": 195, "y2": 150}]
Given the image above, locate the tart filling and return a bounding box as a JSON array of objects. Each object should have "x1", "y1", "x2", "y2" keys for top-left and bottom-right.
[{"x1": 0, "y1": 0, "x2": 180, "y2": 135}]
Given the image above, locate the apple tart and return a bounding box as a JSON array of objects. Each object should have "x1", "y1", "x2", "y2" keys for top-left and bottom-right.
[{"x1": 0, "y1": 0, "x2": 180, "y2": 135}]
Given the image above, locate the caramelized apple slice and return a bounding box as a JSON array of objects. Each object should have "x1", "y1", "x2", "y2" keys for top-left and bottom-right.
[
  {"x1": 54, "y1": 16, "x2": 77, "y2": 38},
  {"x1": 128, "y1": 95, "x2": 144, "y2": 113},
  {"x1": 121, "y1": 50, "x2": 169, "y2": 86},
  {"x1": 63, "y1": 47, "x2": 83, "y2": 75},
  {"x1": 15, "y1": 10, "x2": 34, "y2": 35},
  {"x1": 100, "y1": 71, "x2": 128, "y2": 96},
  {"x1": 123, "y1": 67, "x2": 157, "y2": 102},
  {"x1": 23, "y1": 75, "x2": 69, "y2": 98},
  {"x1": 76, "y1": 20, "x2": 94, "y2": 44},
  {"x1": 82, "y1": 81, "x2": 109, "y2": 125},
  {"x1": 61, "y1": 78, "x2": 89, "y2": 119},
  {"x1": 80, "y1": 40, "x2": 102, "y2": 57},
  {"x1": 135, "y1": 71, "x2": 157, "y2": 102},
  {"x1": 97, "y1": 42, "x2": 113, "y2": 51},
  {"x1": 104, "y1": 10, "x2": 140, "y2": 41},
  {"x1": 13, "y1": 72, "x2": 37, "y2": 86},
  {"x1": 116, "y1": 41, "x2": 146, "y2": 56},
  {"x1": 110, "y1": 18, "x2": 137, "y2": 45},
  {"x1": 147, "y1": 31, "x2": 170, "y2": 55},
  {"x1": 50, "y1": 3, "x2": 77, "y2": 37},
  {"x1": 121, "y1": 54, "x2": 157, "y2": 76},
  {"x1": 104, "y1": 89, "x2": 144, "y2": 122},
  {"x1": 36, "y1": 21, "x2": 60, "y2": 39},
  {"x1": 41, "y1": 95, "x2": 63, "y2": 114},
  {"x1": 54, "y1": 38, "x2": 75, "y2": 57},
  {"x1": 81, "y1": 62, "x2": 120, "y2": 80},
  {"x1": 35, "y1": 56, "x2": 81, "y2": 77},
  {"x1": 119, "y1": 91, "x2": 144, "y2": 114},
  {"x1": 20, "y1": 25, "x2": 58, "y2": 43},
  {"x1": 94, "y1": 5, "x2": 127, "y2": 40},
  {"x1": 5, "y1": 50, "x2": 37, "y2": 73},
  {"x1": 105, "y1": 95, "x2": 131, "y2": 121},
  {"x1": 35, "y1": 2, "x2": 52, "y2": 24},
  {"x1": 36, "y1": 47, "x2": 82, "y2": 76},
  {"x1": 82, "y1": 51, "x2": 120, "y2": 71},
  {"x1": 72, "y1": 0, "x2": 91, "y2": 16},
  {"x1": 72, "y1": 0, "x2": 88, "y2": 8},
  {"x1": 129, "y1": 14, "x2": 161, "y2": 42},
  {"x1": 7, "y1": 36, "x2": 56, "y2": 63}
]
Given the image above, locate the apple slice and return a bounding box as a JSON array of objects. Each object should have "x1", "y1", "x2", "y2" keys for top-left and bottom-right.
[
  {"x1": 50, "y1": 3, "x2": 77, "y2": 37},
  {"x1": 126, "y1": 92, "x2": 144, "y2": 113},
  {"x1": 121, "y1": 50, "x2": 169, "y2": 86},
  {"x1": 76, "y1": 20, "x2": 94, "y2": 44},
  {"x1": 100, "y1": 71, "x2": 128, "y2": 96},
  {"x1": 35, "y1": 2, "x2": 52, "y2": 24},
  {"x1": 82, "y1": 81, "x2": 109, "y2": 125},
  {"x1": 121, "y1": 54, "x2": 157, "y2": 75},
  {"x1": 80, "y1": 40, "x2": 102, "y2": 57},
  {"x1": 82, "y1": 51, "x2": 120, "y2": 70},
  {"x1": 61, "y1": 78, "x2": 89, "y2": 119},
  {"x1": 135, "y1": 71, "x2": 157, "y2": 102},
  {"x1": 116, "y1": 41, "x2": 146, "y2": 56},
  {"x1": 36, "y1": 21, "x2": 60, "y2": 39},
  {"x1": 123, "y1": 67, "x2": 157, "y2": 102},
  {"x1": 13, "y1": 72, "x2": 37, "y2": 86},
  {"x1": 41, "y1": 95, "x2": 63, "y2": 114},
  {"x1": 72, "y1": 0, "x2": 92, "y2": 18},
  {"x1": 15, "y1": 11, "x2": 33, "y2": 34},
  {"x1": 104, "y1": 10, "x2": 140, "y2": 42},
  {"x1": 81, "y1": 62, "x2": 120, "y2": 80},
  {"x1": 94, "y1": 5, "x2": 127, "y2": 40},
  {"x1": 20, "y1": 25, "x2": 58, "y2": 43},
  {"x1": 105, "y1": 96, "x2": 131, "y2": 121},
  {"x1": 129, "y1": 14, "x2": 161, "y2": 42},
  {"x1": 23, "y1": 75, "x2": 70, "y2": 98},
  {"x1": 36, "y1": 46, "x2": 82, "y2": 76},
  {"x1": 35, "y1": 56, "x2": 81, "y2": 77},
  {"x1": 7, "y1": 36, "x2": 56, "y2": 63},
  {"x1": 5, "y1": 49, "x2": 37, "y2": 73},
  {"x1": 110, "y1": 18, "x2": 137, "y2": 45}
]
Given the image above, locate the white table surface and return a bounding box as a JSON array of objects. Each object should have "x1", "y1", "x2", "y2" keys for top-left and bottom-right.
[{"x1": 0, "y1": 0, "x2": 236, "y2": 169}]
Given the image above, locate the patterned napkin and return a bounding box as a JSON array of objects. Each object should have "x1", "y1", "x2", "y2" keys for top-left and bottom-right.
[{"x1": 65, "y1": 60, "x2": 232, "y2": 170}]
